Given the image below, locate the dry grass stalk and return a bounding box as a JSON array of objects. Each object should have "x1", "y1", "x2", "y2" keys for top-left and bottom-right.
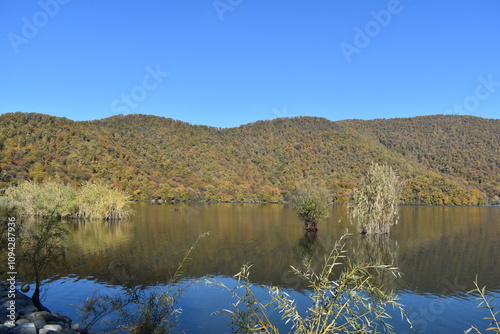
[
  {"x1": 349, "y1": 163, "x2": 403, "y2": 235},
  {"x1": 6, "y1": 181, "x2": 131, "y2": 220}
]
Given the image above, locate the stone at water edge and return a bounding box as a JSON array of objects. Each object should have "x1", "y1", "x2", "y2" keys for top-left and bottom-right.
[
  {"x1": 0, "y1": 325, "x2": 10, "y2": 333},
  {"x1": 1, "y1": 284, "x2": 83, "y2": 333},
  {"x1": 31, "y1": 318, "x2": 46, "y2": 329},
  {"x1": 25, "y1": 311, "x2": 52, "y2": 322},
  {"x1": 7, "y1": 326, "x2": 37, "y2": 334},
  {"x1": 18, "y1": 305, "x2": 39, "y2": 317},
  {"x1": 14, "y1": 319, "x2": 30, "y2": 326},
  {"x1": 43, "y1": 324, "x2": 63, "y2": 332},
  {"x1": 38, "y1": 330, "x2": 58, "y2": 334}
]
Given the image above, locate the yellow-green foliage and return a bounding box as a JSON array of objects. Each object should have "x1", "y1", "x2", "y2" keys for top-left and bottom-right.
[
  {"x1": 6, "y1": 181, "x2": 131, "y2": 220},
  {"x1": 75, "y1": 182, "x2": 132, "y2": 220},
  {"x1": 350, "y1": 163, "x2": 403, "y2": 235},
  {"x1": 0, "y1": 113, "x2": 495, "y2": 204},
  {"x1": 5, "y1": 181, "x2": 77, "y2": 218}
]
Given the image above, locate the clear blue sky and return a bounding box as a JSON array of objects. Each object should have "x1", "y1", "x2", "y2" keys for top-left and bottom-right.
[{"x1": 1, "y1": 1, "x2": 499, "y2": 128}]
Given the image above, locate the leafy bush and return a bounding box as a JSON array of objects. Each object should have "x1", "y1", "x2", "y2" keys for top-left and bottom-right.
[
  {"x1": 6, "y1": 181, "x2": 131, "y2": 220},
  {"x1": 292, "y1": 185, "x2": 330, "y2": 231},
  {"x1": 349, "y1": 164, "x2": 403, "y2": 235}
]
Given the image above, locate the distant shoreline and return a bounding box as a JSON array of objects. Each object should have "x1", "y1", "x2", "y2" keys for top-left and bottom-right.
[
  {"x1": 2, "y1": 195, "x2": 498, "y2": 209},
  {"x1": 144, "y1": 199, "x2": 500, "y2": 208}
]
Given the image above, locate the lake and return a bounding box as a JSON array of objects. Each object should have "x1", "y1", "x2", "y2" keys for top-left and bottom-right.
[{"x1": 2, "y1": 204, "x2": 500, "y2": 333}]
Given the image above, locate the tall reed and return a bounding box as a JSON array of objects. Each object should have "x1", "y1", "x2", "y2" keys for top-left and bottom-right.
[
  {"x1": 466, "y1": 279, "x2": 500, "y2": 333},
  {"x1": 6, "y1": 181, "x2": 131, "y2": 220},
  {"x1": 74, "y1": 182, "x2": 132, "y2": 220},
  {"x1": 349, "y1": 163, "x2": 403, "y2": 235},
  {"x1": 214, "y1": 234, "x2": 415, "y2": 333},
  {"x1": 5, "y1": 181, "x2": 77, "y2": 218}
]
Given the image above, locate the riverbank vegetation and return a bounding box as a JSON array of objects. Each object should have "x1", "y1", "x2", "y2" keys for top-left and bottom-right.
[
  {"x1": 5, "y1": 181, "x2": 131, "y2": 220},
  {"x1": 349, "y1": 163, "x2": 403, "y2": 235},
  {"x1": 0, "y1": 113, "x2": 497, "y2": 205}
]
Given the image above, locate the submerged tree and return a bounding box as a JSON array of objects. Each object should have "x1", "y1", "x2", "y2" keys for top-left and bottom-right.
[
  {"x1": 292, "y1": 185, "x2": 330, "y2": 231},
  {"x1": 349, "y1": 163, "x2": 404, "y2": 235}
]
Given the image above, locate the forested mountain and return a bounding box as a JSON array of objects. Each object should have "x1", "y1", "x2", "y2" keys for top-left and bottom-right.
[{"x1": 1, "y1": 112, "x2": 498, "y2": 205}]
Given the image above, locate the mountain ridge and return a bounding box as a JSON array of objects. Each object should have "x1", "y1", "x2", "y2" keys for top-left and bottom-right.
[{"x1": 1, "y1": 112, "x2": 498, "y2": 205}]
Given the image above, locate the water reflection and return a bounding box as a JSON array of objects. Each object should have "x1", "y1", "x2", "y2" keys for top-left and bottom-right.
[
  {"x1": 1, "y1": 204, "x2": 499, "y2": 296},
  {"x1": 349, "y1": 234, "x2": 400, "y2": 290},
  {"x1": 394, "y1": 206, "x2": 500, "y2": 294},
  {"x1": 298, "y1": 230, "x2": 325, "y2": 259}
]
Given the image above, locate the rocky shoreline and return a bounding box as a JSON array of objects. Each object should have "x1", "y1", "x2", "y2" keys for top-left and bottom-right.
[{"x1": 0, "y1": 283, "x2": 82, "y2": 334}]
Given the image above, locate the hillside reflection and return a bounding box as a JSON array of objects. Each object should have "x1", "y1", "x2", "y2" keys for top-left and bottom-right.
[{"x1": 2, "y1": 204, "x2": 499, "y2": 295}]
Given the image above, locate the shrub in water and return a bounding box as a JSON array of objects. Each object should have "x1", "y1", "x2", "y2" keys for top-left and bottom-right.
[
  {"x1": 292, "y1": 185, "x2": 330, "y2": 231},
  {"x1": 349, "y1": 163, "x2": 403, "y2": 235}
]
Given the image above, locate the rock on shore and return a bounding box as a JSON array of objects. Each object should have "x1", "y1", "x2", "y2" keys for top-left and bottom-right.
[{"x1": 0, "y1": 283, "x2": 82, "y2": 334}]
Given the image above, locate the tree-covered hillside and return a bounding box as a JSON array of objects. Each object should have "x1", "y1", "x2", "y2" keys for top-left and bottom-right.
[
  {"x1": 1, "y1": 112, "x2": 498, "y2": 205},
  {"x1": 339, "y1": 115, "x2": 500, "y2": 204}
]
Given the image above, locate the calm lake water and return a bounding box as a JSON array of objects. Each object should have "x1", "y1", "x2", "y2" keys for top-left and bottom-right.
[{"x1": 2, "y1": 203, "x2": 500, "y2": 333}]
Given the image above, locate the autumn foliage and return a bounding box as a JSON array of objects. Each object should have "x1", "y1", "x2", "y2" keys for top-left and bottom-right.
[
  {"x1": 292, "y1": 185, "x2": 330, "y2": 231},
  {"x1": 6, "y1": 181, "x2": 131, "y2": 220},
  {"x1": 0, "y1": 112, "x2": 498, "y2": 205}
]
